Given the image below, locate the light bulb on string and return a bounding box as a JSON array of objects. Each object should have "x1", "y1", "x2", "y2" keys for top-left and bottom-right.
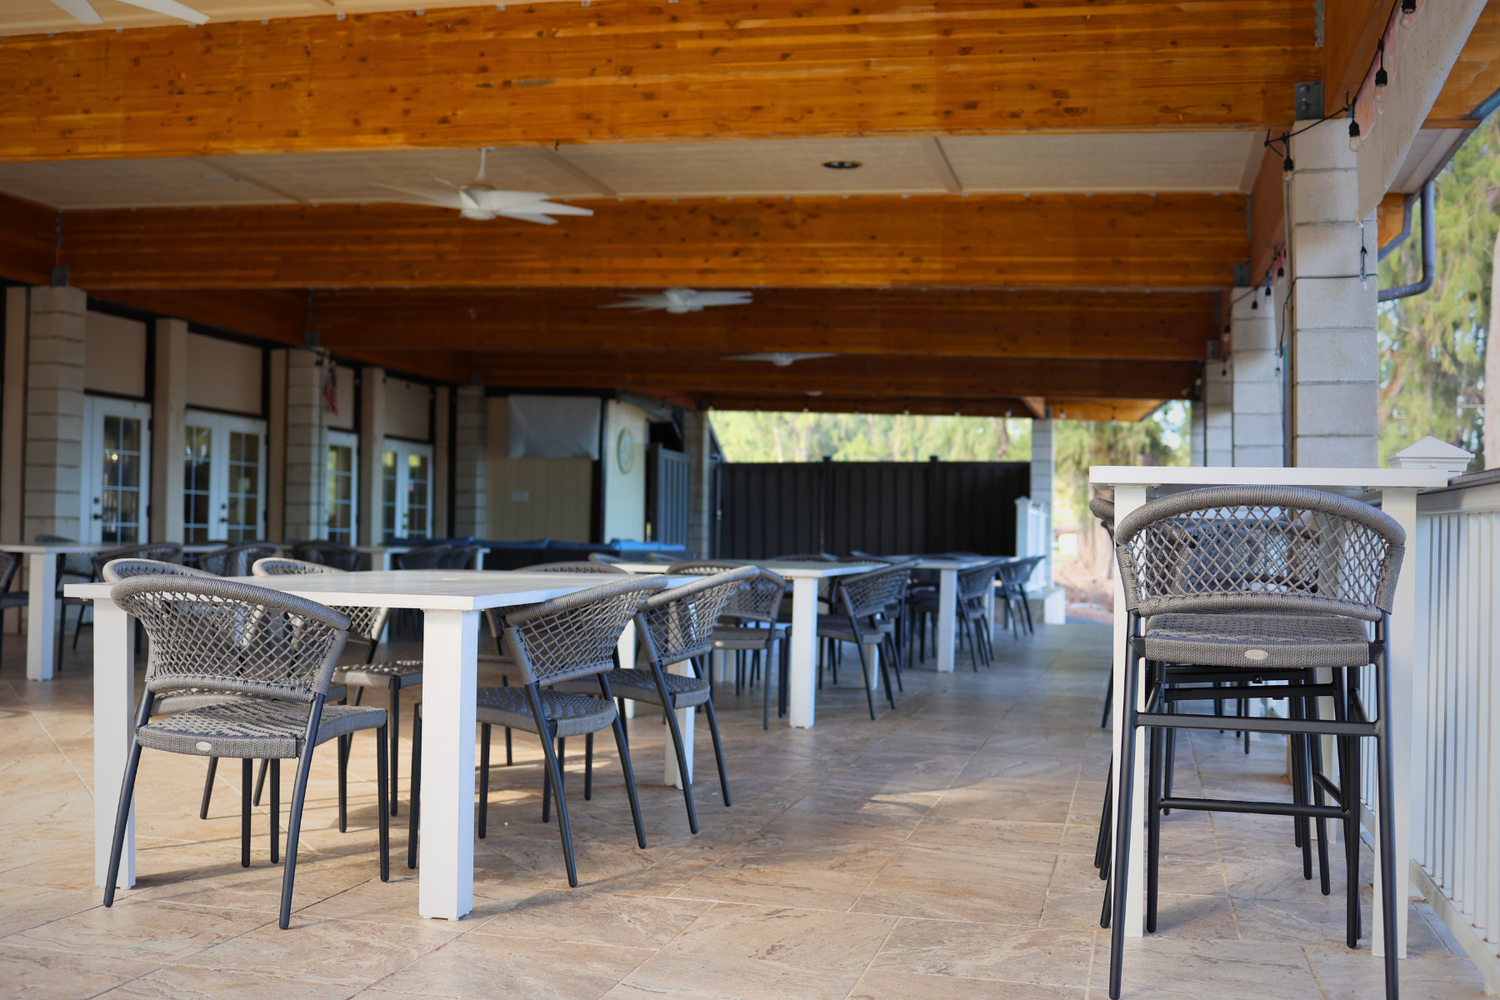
[
  {"x1": 1348, "y1": 112, "x2": 1362, "y2": 153},
  {"x1": 1401, "y1": 0, "x2": 1416, "y2": 29},
  {"x1": 1374, "y1": 41, "x2": 1387, "y2": 114}
]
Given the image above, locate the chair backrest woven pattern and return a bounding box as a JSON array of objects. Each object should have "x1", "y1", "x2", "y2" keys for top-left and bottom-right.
[
  {"x1": 111, "y1": 576, "x2": 351, "y2": 702},
  {"x1": 958, "y1": 561, "x2": 1001, "y2": 601},
  {"x1": 92, "y1": 543, "x2": 184, "y2": 580},
  {"x1": 1089, "y1": 496, "x2": 1117, "y2": 541},
  {"x1": 440, "y1": 545, "x2": 482, "y2": 569},
  {"x1": 588, "y1": 552, "x2": 625, "y2": 564},
  {"x1": 196, "y1": 542, "x2": 280, "y2": 578},
  {"x1": 0, "y1": 550, "x2": 18, "y2": 594},
  {"x1": 667, "y1": 562, "x2": 786, "y2": 623},
  {"x1": 103, "y1": 559, "x2": 216, "y2": 582},
  {"x1": 639, "y1": 565, "x2": 761, "y2": 665},
  {"x1": 515, "y1": 561, "x2": 628, "y2": 574},
  {"x1": 770, "y1": 553, "x2": 835, "y2": 562},
  {"x1": 500, "y1": 576, "x2": 669, "y2": 686},
  {"x1": 394, "y1": 545, "x2": 450, "y2": 570},
  {"x1": 250, "y1": 559, "x2": 387, "y2": 643},
  {"x1": 37, "y1": 536, "x2": 94, "y2": 580},
  {"x1": 1113, "y1": 485, "x2": 1406, "y2": 620},
  {"x1": 292, "y1": 541, "x2": 364, "y2": 571},
  {"x1": 839, "y1": 561, "x2": 920, "y2": 619}
]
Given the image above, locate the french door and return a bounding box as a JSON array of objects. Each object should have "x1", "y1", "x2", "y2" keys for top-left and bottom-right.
[
  {"x1": 183, "y1": 409, "x2": 268, "y2": 543},
  {"x1": 382, "y1": 439, "x2": 433, "y2": 542},
  {"x1": 327, "y1": 430, "x2": 359, "y2": 545},
  {"x1": 82, "y1": 396, "x2": 152, "y2": 545}
]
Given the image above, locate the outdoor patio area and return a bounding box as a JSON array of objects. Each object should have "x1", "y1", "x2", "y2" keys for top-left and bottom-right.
[{"x1": 0, "y1": 624, "x2": 1485, "y2": 1000}]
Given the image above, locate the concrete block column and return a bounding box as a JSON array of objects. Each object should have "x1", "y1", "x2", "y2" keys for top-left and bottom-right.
[
  {"x1": 23, "y1": 286, "x2": 87, "y2": 542},
  {"x1": 1230, "y1": 287, "x2": 1285, "y2": 466},
  {"x1": 1030, "y1": 418, "x2": 1054, "y2": 585},
  {"x1": 149, "y1": 318, "x2": 189, "y2": 542},
  {"x1": 1200, "y1": 358, "x2": 1233, "y2": 467},
  {"x1": 452, "y1": 385, "x2": 488, "y2": 539},
  {"x1": 357, "y1": 366, "x2": 386, "y2": 546},
  {"x1": 283, "y1": 349, "x2": 328, "y2": 542},
  {"x1": 1289, "y1": 125, "x2": 1379, "y2": 468}
]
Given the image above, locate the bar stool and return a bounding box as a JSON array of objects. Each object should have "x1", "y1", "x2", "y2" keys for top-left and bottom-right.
[{"x1": 1105, "y1": 485, "x2": 1405, "y2": 1000}]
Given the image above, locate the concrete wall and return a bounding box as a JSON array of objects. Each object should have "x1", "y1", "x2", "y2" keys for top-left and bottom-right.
[
  {"x1": 1230, "y1": 286, "x2": 1284, "y2": 466},
  {"x1": 283, "y1": 348, "x2": 328, "y2": 541},
  {"x1": 357, "y1": 366, "x2": 385, "y2": 546},
  {"x1": 453, "y1": 385, "x2": 488, "y2": 538},
  {"x1": 84, "y1": 312, "x2": 146, "y2": 399},
  {"x1": 149, "y1": 319, "x2": 189, "y2": 542},
  {"x1": 23, "y1": 287, "x2": 87, "y2": 542},
  {"x1": 185, "y1": 333, "x2": 262, "y2": 416},
  {"x1": 684, "y1": 410, "x2": 714, "y2": 558}
]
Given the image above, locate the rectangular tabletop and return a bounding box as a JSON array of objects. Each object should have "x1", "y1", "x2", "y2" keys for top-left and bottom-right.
[
  {"x1": 1088, "y1": 465, "x2": 1450, "y2": 960},
  {"x1": 78, "y1": 568, "x2": 684, "y2": 922}
]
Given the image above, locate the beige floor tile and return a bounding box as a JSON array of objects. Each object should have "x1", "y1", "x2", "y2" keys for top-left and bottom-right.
[
  {"x1": 928, "y1": 780, "x2": 1075, "y2": 824},
  {"x1": 848, "y1": 969, "x2": 1086, "y2": 999},
  {"x1": 906, "y1": 816, "x2": 1066, "y2": 857},
  {"x1": 0, "y1": 941, "x2": 162, "y2": 999},
  {"x1": 0, "y1": 883, "x2": 102, "y2": 937},
  {"x1": 471, "y1": 888, "x2": 709, "y2": 948},
  {"x1": 183, "y1": 915, "x2": 464, "y2": 985},
  {"x1": 871, "y1": 917, "x2": 1093, "y2": 987},
  {"x1": 4, "y1": 899, "x2": 272, "y2": 962},
  {"x1": 672, "y1": 836, "x2": 892, "y2": 910},
  {"x1": 1304, "y1": 945, "x2": 1486, "y2": 999},
  {"x1": 853, "y1": 845, "x2": 1053, "y2": 924},
  {"x1": 96, "y1": 964, "x2": 363, "y2": 999},
  {"x1": 379, "y1": 932, "x2": 655, "y2": 1000},
  {"x1": 1100, "y1": 935, "x2": 1323, "y2": 999}
]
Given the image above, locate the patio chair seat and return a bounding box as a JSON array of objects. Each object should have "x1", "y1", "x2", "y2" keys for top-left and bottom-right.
[
  {"x1": 153, "y1": 684, "x2": 348, "y2": 716},
  {"x1": 334, "y1": 659, "x2": 423, "y2": 688},
  {"x1": 1144, "y1": 613, "x2": 1374, "y2": 669},
  {"x1": 556, "y1": 667, "x2": 711, "y2": 708},
  {"x1": 471, "y1": 686, "x2": 618, "y2": 738},
  {"x1": 136, "y1": 700, "x2": 387, "y2": 759},
  {"x1": 709, "y1": 622, "x2": 784, "y2": 651}
]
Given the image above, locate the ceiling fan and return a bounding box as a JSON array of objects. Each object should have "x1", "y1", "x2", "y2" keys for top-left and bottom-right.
[
  {"x1": 602, "y1": 288, "x2": 754, "y2": 314},
  {"x1": 375, "y1": 148, "x2": 592, "y2": 225},
  {"x1": 49, "y1": 0, "x2": 207, "y2": 24},
  {"x1": 725, "y1": 352, "x2": 837, "y2": 367}
]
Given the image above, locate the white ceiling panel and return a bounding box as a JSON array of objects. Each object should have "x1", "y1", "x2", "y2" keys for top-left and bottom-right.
[
  {"x1": 558, "y1": 138, "x2": 955, "y2": 198},
  {"x1": 0, "y1": 157, "x2": 298, "y2": 209},
  {"x1": 940, "y1": 132, "x2": 1263, "y2": 194}
]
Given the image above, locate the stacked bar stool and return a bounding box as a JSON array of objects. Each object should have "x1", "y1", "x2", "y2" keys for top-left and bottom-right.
[{"x1": 1104, "y1": 485, "x2": 1405, "y2": 1000}]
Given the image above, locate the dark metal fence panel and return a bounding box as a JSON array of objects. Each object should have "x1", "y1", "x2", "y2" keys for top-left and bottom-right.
[
  {"x1": 648, "y1": 444, "x2": 692, "y2": 547},
  {"x1": 717, "y1": 459, "x2": 1029, "y2": 559}
]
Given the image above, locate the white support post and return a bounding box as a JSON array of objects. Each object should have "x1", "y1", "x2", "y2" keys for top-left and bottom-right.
[
  {"x1": 786, "y1": 576, "x2": 820, "y2": 728},
  {"x1": 935, "y1": 567, "x2": 958, "y2": 673},
  {"x1": 662, "y1": 659, "x2": 696, "y2": 789},
  {"x1": 25, "y1": 552, "x2": 56, "y2": 682},
  {"x1": 1110, "y1": 483, "x2": 1149, "y2": 938},
  {"x1": 416, "y1": 609, "x2": 479, "y2": 921},
  {"x1": 93, "y1": 599, "x2": 135, "y2": 888}
]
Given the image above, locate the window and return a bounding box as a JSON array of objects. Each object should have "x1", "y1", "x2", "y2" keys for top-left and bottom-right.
[
  {"x1": 182, "y1": 410, "x2": 267, "y2": 543},
  {"x1": 381, "y1": 439, "x2": 433, "y2": 542},
  {"x1": 327, "y1": 430, "x2": 359, "y2": 545}
]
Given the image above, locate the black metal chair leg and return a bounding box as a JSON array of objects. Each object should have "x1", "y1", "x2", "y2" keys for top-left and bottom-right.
[
  {"x1": 1307, "y1": 693, "x2": 1332, "y2": 895},
  {"x1": 1102, "y1": 672, "x2": 1113, "y2": 729},
  {"x1": 854, "y1": 639, "x2": 877, "y2": 721},
  {"x1": 407, "y1": 710, "x2": 422, "y2": 870},
  {"x1": 1373, "y1": 654, "x2": 1401, "y2": 1000},
  {"x1": 655, "y1": 679, "x2": 699, "y2": 833},
  {"x1": 526, "y1": 685, "x2": 579, "y2": 887},
  {"x1": 375, "y1": 724, "x2": 390, "y2": 882},
  {"x1": 702, "y1": 697, "x2": 731, "y2": 806},
  {"x1": 1145, "y1": 702, "x2": 1162, "y2": 933},
  {"x1": 388, "y1": 682, "x2": 401, "y2": 817},
  {"x1": 478, "y1": 723, "x2": 491, "y2": 839},
  {"x1": 241, "y1": 759, "x2": 252, "y2": 868},
  {"x1": 278, "y1": 707, "x2": 324, "y2": 930},
  {"x1": 103, "y1": 736, "x2": 146, "y2": 908},
  {"x1": 199, "y1": 757, "x2": 218, "y2": 819},
  {"x1": 269, "y1": 758, "x2": 280, "y2": 864},
  {"x1": 253, "y1": 757, "x2": 268, "y2": 806},
  {"x1": 337, "y1": 735, "x2": 349, "y2": 833},
  {"x1": 584, "y1": 732, "x2": 594, "y2": 801}
]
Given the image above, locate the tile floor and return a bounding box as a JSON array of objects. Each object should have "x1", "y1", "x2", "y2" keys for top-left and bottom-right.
[{"x1": 0, "y1": 622, "x2": 1486, "y2": 999}]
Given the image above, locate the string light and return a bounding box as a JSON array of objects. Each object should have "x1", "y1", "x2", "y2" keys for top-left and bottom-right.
[
  {"x1": 1348, "y1": 105, "x2": 1363, "y2": 153},
  {"x1": 1374, "y1": 41, "x2": 1388, "y2": 115},
  {"x1": 1400, "y1": 0, "x2": 1416, "y2": 29},
  {"x1": 1282, "y1": 153, "x2": 1295, "y2": 180}
]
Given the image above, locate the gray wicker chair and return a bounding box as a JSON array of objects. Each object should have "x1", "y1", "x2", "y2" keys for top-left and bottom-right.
[
  {"x1": 670, "y1": 562, "x2": 790, "y2": 729},
  {"x1": 393, "y1": 545, "x2": 449, "y2": 570},
  {"x1": 514, "y1": 561, "x2": 629, "y2": 574},
  {"x1": 556, "y1": 566, "x2": 757, "y2": 832},
  {"x1": 63, "y1": 542, "x2": 186, "y2": 667},
  {"x1": 813, "y1": 561, "x2": 917, "y2": 719},
  {"x1": 0, "y1": 551, "x2": 28, "y2": 673},
  {"x1": 292, "y1": 540, "x2": 364, "y2": 571},
  {"x1": 408, "y1": 575, "x2": 668, "y2": 886},
  {"x1": 440, "y1": 544, "x2": 483, "y2": 570},
  {"x1": 250, "y1": 557, "x2": 414, "y2": 819},
  {"x1": 587, "y1": 552, "x2": 626, "y2": 565},
  {"x1": 37, "y1": 535, "x2": 89, "y2": 671},
  {"x1": 195, "y1": 542, "x2": 281, "y2": 578},
  {"x1": 103, "y1": 576, "x2": 389, "y2": 929},
  {"x1": 1105, "y1": 485, "x2": 1405, "y2": 1000}
]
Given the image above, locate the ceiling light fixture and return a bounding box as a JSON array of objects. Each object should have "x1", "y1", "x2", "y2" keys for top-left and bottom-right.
[{"x1": 822, "y1": 160, "x2": 862, "y2": 170}]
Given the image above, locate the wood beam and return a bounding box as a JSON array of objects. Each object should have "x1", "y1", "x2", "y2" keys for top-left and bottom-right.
[
  {"x1": 1425, "y1": 2, "x2": 1500, "y2": 127},
  {"x1": 311, "y1": 287, "x2": 1215, "y2": 360},
  {"x1": 59, "y1": 194, "x2": 1249, "y2": 290},
  {"x1": 1018, "y1": 396, "x2": 1048, "y2": 419},
  {"x1": 1323, "y1": 0, "x2": 1389, "y2": 117},
  {"x1": 479, "y1": 351, "x2": 1198, "y2": 401},
  {"x1": 1249, "y1": 145, "x2": 1285, "y2": 286},
  {"x1": 84, "y1": 287, "x2": 308, "y2": 345},
  {"x1": 0, "y1": 191, "x2": 56, "y2": 286},
  {"x1": 703, "y1": 394, "x2": 1166, "y2": 421},
  {"x1": 0, "y1": 0, "x2": 1321, "y2": 164}
]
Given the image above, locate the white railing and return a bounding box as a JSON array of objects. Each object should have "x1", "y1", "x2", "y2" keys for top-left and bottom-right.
[
  {"x1": 1408, "y1": 469, "x2": 1500, "y2": 994},
  {"x1": 1013, "y1": 495, "x2": 1051, "y2": 590}
]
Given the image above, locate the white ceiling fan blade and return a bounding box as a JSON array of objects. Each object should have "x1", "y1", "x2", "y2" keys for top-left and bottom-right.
[
  {"x1": 498, "y1": 212, "x2": 559, "y2": 225},
  {"x1": 689, "y1": 291, "x2": 753, "y2": 307},
  {"x1": 371, "y1": 183, "x2": 465, "y2": 209},
  {"x1": 599, "y1": 295, "x2": 662, "y2": 311},
  {"x1": 49, "y1": 0, "x2": 104, "y2": 24},
  {"x1": 118, "y1": 0, "x2": 209, "y2": 21}
]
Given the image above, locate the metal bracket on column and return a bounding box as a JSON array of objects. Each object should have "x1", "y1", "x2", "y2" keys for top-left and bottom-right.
[{"x1": 1294, "y1": 82, "x2": 1324, "y2": 120}]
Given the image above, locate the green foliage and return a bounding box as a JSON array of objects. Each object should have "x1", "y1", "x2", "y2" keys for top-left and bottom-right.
[
  {"x1": 1053, "y1": 402, "x2": 1190, "y2": 526},
  {"x1": 709, "y1": 411, "x2": 1032, "y2": 463},
  {"x1": 1378, "y1": 118, "x2": 1494, "y2": 469}
]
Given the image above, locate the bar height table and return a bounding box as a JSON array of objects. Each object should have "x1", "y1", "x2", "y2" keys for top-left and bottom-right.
[
  {"x1": 71, "y1": 568, "x2": 678, "y2": 922},
  {"x1": 1089, "y1": 465, "x2": 1450, "y2": 962}
]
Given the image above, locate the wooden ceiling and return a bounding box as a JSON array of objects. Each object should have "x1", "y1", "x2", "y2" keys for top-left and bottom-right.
[{"x1": 1, "y1": 0, "x2": 1490, "y2": 418}]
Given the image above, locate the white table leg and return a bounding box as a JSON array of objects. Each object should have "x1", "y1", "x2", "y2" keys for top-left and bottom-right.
[
  {"x1": 662, "y1": 658, "x2": 696, "y2": 789},
  {"x1": 27, "y1": 554, "x2": 57, "y2": 681},
  {"x1": 863, "y1": 640, "x2": 881, "y2": 695},
  {"x1": 94, "y1": 599, "x2": 135, "y2": 888},
  {"x1": 936, "y1": 568, "x2": 958, "y2": 672},
  {"x1": 616, "y1": 620, "x2": 636, "y2": 719},
  {"x1": 417, "y1": 609, "x2": 479, "y2": 921},
  {"x1": 1374, "y1": 487, "x2": 1418, "y2": 960},
  {"x1": 1110, "y1": 484, "x2": 1148, "y2": 939},
  {"x1": 786, "y1": 576, "x2": 819, "y2": 728}
]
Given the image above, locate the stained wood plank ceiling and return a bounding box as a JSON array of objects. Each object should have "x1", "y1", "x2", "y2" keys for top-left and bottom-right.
[{"x1": 0, "y1": 0, "x2": 1492, "y2": 415}]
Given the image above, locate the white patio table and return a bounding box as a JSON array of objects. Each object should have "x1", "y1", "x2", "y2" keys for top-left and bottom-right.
[
  {"x1": 909, "y1": 557, "x2": 997, "y2": 672},
  {"x1": 71, "y1": 568, "x2": 678, "y2": 922},
  {"x1": 1090, "y1": 465, "x2": 1451, "y2": 961},
  {"x1": 1, "y1": 541, "x2": 238, "y2": 682}
]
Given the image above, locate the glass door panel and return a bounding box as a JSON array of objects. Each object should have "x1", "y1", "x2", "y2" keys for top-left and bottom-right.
[
  {"x1": 226, "y1": 430, "x2": 262, "y2": 542},
  {"x1": 183, "y1": 410, "x2": 267, "y2": 543},
  {"x1": 381, "y1": 439, "x2": 433, "y2": 542},
  {"x1": 183, "y1": 426, "x2": 213, "y2": 544},
  {"x1": 83, "y1": 396, "x2": 152, "y2": 545},
  {"x1": 327, "y1": 430, "x2": 358, "y2": 545}
]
